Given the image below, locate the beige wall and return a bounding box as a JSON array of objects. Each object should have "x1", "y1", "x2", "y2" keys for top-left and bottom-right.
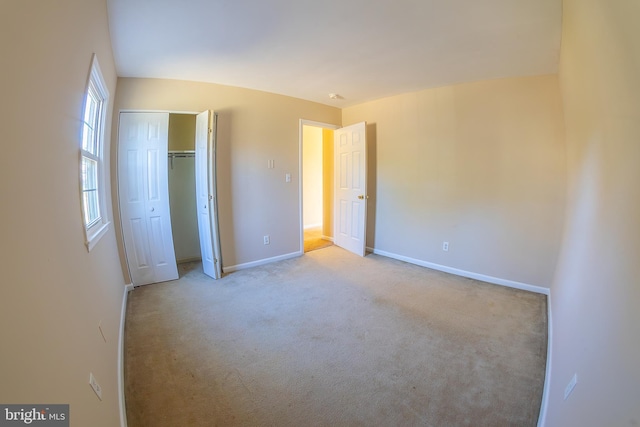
[
  {"x1": 343, "y1": 75, "x2": 566, "y2": 287},
  {"x1": 168, "y1": 156, "x2": 201, "y2": 263},
  {"x1": 303, "y1": 125, "x2": 323, "y2": 228},
  {"x1": 0, "y1": 1, "x2": 124, "y2": 426},
  {"x1": 545, "y1": 1, "x2": 640, "y2": 425},
  {"x1": 112, "y1": 78, "x2": 341, "y2": 271}
]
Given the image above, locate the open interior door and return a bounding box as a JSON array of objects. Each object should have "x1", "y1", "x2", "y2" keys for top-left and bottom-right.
[
  {"x1": 195, "y1": 111, "x2": 222, "y2": 279},
  {"x1": 334, "y1": 122, "x2": 367, "y2": 256}
]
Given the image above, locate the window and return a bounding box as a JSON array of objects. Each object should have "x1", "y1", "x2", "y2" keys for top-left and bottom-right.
[{"x1": 80, "y1": 54, "x2": 110, "y2": 250}]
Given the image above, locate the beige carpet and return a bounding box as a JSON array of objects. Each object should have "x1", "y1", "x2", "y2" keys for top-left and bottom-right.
[
  {"x1": 304, "y1": 227, "x2": 333, "y2": 252},
  {"x1": 124, "y1": 246, "x2": 547, "y2": 426}
]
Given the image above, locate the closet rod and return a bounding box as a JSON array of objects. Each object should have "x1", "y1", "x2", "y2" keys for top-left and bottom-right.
[
  {"x1": 168, "y1": 150, "x2": 195, "y2": 157},
  {"x1": 168, "y1": 151, "x2": 195, "y2": 169}
]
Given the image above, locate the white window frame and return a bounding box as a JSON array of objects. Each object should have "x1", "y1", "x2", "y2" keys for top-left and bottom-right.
[{"x1": 79, "y1": 54, "x2": 110, "y2": 251}]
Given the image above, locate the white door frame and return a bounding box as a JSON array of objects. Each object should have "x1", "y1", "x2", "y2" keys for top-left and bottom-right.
[{"x1": 298, "y1": 119, "x2": 339, "y2": 254}]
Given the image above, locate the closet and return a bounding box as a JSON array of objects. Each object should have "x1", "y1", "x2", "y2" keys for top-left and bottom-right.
[
  {"x1": 168, "y1": 114, "x2": 200, "y2": 263},
  {"x1": 117, "y1": 111, "x2": 221, "y2": 286}
]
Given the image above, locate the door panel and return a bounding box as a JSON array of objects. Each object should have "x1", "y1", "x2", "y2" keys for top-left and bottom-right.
[
  {"x1": 148, "y1": 216, "x2": 166, "y2": 262},
  {"x1": 195, "y1": 110, "x2": 222, "y2": 279},
  {"x1": 334, "y1": 122, "x2": 367, "y2": 256},
  {"x1": 126, "y1": 150, "x2": 141, "y2": 201},
  {"x1": 352, "y1": 152, "x2": 362, "y2": 189},
  {"x1": 147, "y1": 150, "x2": 160, "y2": 200},
  {"x1": 351, "y1": 202, "x2": 361, "y2": 238},
  {"x1": 129, "y1": 218, "x2": 149, "y2": 268},
  {"x1": 340, "y1": 153, "x2": 348, "y2": 188},
  {"x1": 118, "y1": 112, "x2": 178, "y2": 285}
]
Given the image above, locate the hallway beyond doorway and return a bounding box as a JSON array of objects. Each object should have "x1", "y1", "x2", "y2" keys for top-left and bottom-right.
[{"x1": 304, "y1": 226, "x2": 333, "y2": 252}]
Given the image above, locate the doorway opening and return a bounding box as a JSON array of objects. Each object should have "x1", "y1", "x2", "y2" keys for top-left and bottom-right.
[{"x1": 300, "y1": 120, "x2": 338, "y2": 253}]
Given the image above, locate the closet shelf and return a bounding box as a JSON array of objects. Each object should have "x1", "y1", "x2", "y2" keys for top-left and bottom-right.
[{"x1": 168, "y1": 150, "x2": 195, "y2": 157}]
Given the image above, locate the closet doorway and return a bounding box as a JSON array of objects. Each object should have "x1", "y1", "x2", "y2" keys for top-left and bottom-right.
[
  {"x1": 117, "y1": 111, "x2": 221, "y2": 286},
  {"x1": 168, "y1": 113, "x2": 199, "y2": 264}
]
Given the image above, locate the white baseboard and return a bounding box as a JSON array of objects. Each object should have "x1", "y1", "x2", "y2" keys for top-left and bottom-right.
[
  {"x1": 304, "y1": 223, "x2": 322, "y2": 230},
  {"x1": 537, "y1": 292, "x2": 553, "y2": 427},
  {"x1": 321, "y1": 235, "x2": 334, "y2": 242},
  {"x1": 369, "y1": 248, "x2": 550, "y2": 295},
  {"x1": 119, "y1": 284, "x2": 133, "y2": 427},
  {"x1": 224, "y1": 251, "x2": 302, "y2": 273}
]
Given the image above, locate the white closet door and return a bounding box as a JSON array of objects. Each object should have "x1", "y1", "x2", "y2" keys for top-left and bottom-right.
[
  {"x1": 195, "y1": 110, "x2": 222, "y2": 279},
  {"x1": 118, "y1": 112, "x2": 178, "y2": 285}
]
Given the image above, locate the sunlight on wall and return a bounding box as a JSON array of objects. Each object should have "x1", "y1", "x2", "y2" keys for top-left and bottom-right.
[
  {"x1": 343, "y1": 75, "x2": 566, "y2": 288},
  {"x1": 303, "y1": 125, "x2": 323, "y2": 228}
]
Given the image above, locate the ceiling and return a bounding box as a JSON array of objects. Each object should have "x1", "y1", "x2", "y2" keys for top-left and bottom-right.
[{"x1": 107, "y1": 0, "x2": 562, "y2": 107}]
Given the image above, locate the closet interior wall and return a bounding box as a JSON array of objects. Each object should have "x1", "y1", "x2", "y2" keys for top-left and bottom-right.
[{"x1": 168, "y1": 113, "x2": 201, "y2": 263}]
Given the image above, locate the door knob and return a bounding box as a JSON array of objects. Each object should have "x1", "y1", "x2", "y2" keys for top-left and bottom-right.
[{"x1": 150, "y1": 207, "x2": 155, "y2": 212}]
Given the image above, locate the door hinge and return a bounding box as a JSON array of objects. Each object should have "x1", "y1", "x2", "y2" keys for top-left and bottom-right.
[
  {"x1": 208, "y1": 128, "x2": 213, "y2": 134},
  {"x1": 208, "y1": 195, "x2": 213, "y2": 200}
]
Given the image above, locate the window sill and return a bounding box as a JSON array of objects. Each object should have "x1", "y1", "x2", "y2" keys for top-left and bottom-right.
[{"x1": 85, "y1": 221, "x2": 110, "y2": 252}]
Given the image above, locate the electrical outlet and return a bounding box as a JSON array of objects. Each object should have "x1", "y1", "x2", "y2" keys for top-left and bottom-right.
[
  {"x1": 442, "y1": 242, "x2": 449, "y2": 251},
  {"x1": 89, "y1": 372, "x2": 102, "y2": 400},
  {"x1": 285, "y1": 173, "x2": 291, "y2": 183},
  {"x1": 264, "y1": 235, "x2": 270, "y2": 245},
  {"x1": 564, "y1": 373, "x2": 577, "y2": 400}
]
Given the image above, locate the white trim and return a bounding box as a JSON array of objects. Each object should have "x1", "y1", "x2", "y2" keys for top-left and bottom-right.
[
  {"x1": 118, "y1": 109, "x2": 201, "y2": 115},
  {"x1": 224, "y1": 251, "x2": 301, "y2": 273},
  {"x1": 537, "y1": 292, "x2": 553, "y2": 427},
  {"x1": 300, "y1": 119, "x2": 341, "y2": 129},
  {"x1": 118, "y1": 283, "x2": 133, "y2": 427},
  {"x1": 304, "y1": 223, "x2": 323, "y2": 230},
  {"x1": 298, "y1": 119, "x2": 340, "y2": 254},
  {"x1": 321, "y1": 235, "x2": 334, "y2": 242},
  {"x1": 370, "y1": 247, "x2": 550, "y2": 295},
  {"x1": 85, "y1": 221, "x2": 110, "y2": 251}
]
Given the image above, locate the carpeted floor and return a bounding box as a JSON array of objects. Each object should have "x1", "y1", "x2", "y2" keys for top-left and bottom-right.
[
  {"x1": 124, "y1": 246, "x2": 547, "y2": 426},
  {"x1": 303, "y1": 227, "x2": 333, "y2": 252}
]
